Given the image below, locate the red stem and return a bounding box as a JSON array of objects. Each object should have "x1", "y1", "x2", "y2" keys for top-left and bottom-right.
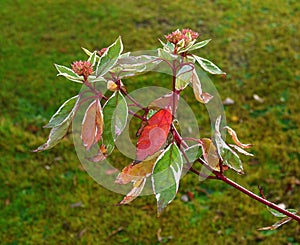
[
  {"x1": 119, "y1": 87, "x2": 148, "y2": 112},
  {"x1": 128, "y1": 110, "x2": 147, "y2": 121},
  {"x1": 160, "y1": 55, "x2": 299, "y2": 224},
  {"x1": 213, "y1": 171, "x2": 300, "y2": 223},
  {"x1": 83, "y1": 79, "x2": 108, "y2": 101},
  {"x1": 171, "y1": 111, "x2": 300, "y2": 223}
]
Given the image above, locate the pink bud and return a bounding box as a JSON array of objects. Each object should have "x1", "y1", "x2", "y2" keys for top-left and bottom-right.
[{"x1": 71, "y1": 61, "x2": 93, "y2": 79}]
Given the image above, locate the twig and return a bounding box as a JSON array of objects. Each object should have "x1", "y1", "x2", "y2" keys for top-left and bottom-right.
[{"x1": 190, "y1": 170, "x2": 300, "y2": 223}]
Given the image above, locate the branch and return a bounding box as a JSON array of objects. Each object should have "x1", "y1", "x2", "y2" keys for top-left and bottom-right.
[
  {"x1": 190, "y1": 169, "x2": 300, "y2": 223},
  {"x1": 128, "y1": 110, "x2": 147, "y2": 121},
  {"x1": 83, "y1": 79, "x2": 108, "y2": 101},
  {"x1": 119, "y1": 87, "x2": 148, "y2": 112}
]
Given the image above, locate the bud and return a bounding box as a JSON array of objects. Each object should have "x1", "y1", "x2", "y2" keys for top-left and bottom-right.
[
  {"x1": 98, "y1": 47, "x2": 108, "y2": 57},
  {"x1": 165, "y1": 28, "x2": 199, "y2": 50},
  {"x1": 71, "y1": 61, "x2": 93, "y2": 79},
  {"x1": 107, "y1": 80, "x2": 118, "y2": 91}
]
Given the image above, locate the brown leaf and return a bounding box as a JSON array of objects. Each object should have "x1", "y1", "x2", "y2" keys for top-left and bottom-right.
[
  {"x1": 229, "y1": 144, "x2": 254, "y2": 156},
  {"x1": 223, "y1": 126, "x2": 252, "y2": 149},
  {"x1": 115, "y1": 151, "x2": 161, "y2": 185},
  {"x1": 76, "y1": 228, "x2": 87, "y2": 239},
  {"x1": 119, "y1": 178, "x2": 146, "y2": 204},
  {"x1": 258, "y1": 217, "x2": 293, "y2": 231},
  {"x1": 116, "y1": 151, "x2": 162, "y2": 205},
  {"x1": 81, "y1": 99, "x2": 104, "y2": 150},
  {"x1": 191, "y1": 70, "x2": 213, "y2": 104},
  {"x1": 106, "y1": 226, "x2": 124, "y2": 240},
  {"x1": 200, "y1": 138, "x2": 220, "y2": 171}
]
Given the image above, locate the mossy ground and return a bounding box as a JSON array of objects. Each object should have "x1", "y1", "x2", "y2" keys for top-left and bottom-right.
[{"x1": 0, "y1": 0, "x2": 299, "y2": 244}]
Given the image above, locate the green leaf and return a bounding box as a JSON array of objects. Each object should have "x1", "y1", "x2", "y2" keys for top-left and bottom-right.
[
  {"x1": 266, "y1": 206, "x2": 298, "y2": 218},
  {"x1": 221, "y1": 145, "x2": 243, "y2": 174},
  {"x1": 184, "y1": 144, "x2": 202, "y2": 164},
  {"x1": 54, "y1": 64, "x2": 83, "y2": 83},
  {"x1": 152, "y1": 143, "x2": 183, "y2": 215},
  {"x1": 159, "y1": 40, "x2": 175, "y2": 53},
  {"x1": 158, "y1": 48, "x2": 177, "y2": 61},
  {"x1": 114, "y1": 92, "x2": 128, "y2": 138},
  {"x1": 102, "y1": 91, "x2": 128, "y2": 154},
  {"x1": 87, "y1": 76, "x2": 106, "y2": 83},
  {"x1": 193, "y1": 55, "x2": 225, "y2": 75},
  {"x1": 87, "y1": 51, "x2": 98, "y2": 66},
  {"x1": 177, "y1": 39, "x2": 196, "y2": 53},
  {"x1": 188, "y1": 39, "x2": 211, "y2": 52},
  {"x1": 165, "y1": 42, "x2": 175, "y2": 53},
  {"x1": 119, "y1": 52, "x2": 131, "y2": 59},
  {"x1": 175, "y1": 64, "x2": 193, "y2": 90},
  {"x1": 44, "y1": 95, "x2": 79, "y2": 128},
  {"x1": 113, "y1": 55, "x2": 160, "y2": 79},
  {"x1": 214, "y1": 116, "x2": 244, "y2": 174},
  {"x1": 33, "y1": 117, "x2": 72, "y2": 152},
  {"x1": 82, "y1": 47, "x2": 93, "y2": 56},
  {"x1": 102, "y1": 94, "x2": 116, "y2": 154},
  {"x1": 96, "y1": 36, "x2": 123, "y2": 77}
]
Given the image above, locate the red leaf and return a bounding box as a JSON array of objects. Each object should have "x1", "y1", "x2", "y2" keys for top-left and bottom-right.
[
  {"x1": 136, "y1": 109, "x2": 172, "y2": 161},
  {"x1": 81, "y1": 99, "x2": 103, "y2": 150}
]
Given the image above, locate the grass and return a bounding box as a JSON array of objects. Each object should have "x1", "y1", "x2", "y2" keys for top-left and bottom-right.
[{"x1": 0, "y1": 0, "x2": 299, "y2": 244}]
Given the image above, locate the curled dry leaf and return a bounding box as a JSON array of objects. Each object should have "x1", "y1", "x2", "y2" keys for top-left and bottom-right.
[
  {"x1": 229, "y1": 144, "x2": 254, "y2": 157},
  {"x1": 136, "y1": 109, "x2": 173, "y2": 162},
  {"x1": 258, "y1": 217, "x2": 293, "y2": 231},
  {"x1": 191, "y1": 70, "x2": 213, "y2": 104},
  {"x1": 116, "y1": 151, "x2": 162, "y2": 204},
  {"x1": 223, "y1": 126, "x2": 253, "y2": 149},
  {"x1": 81, "y1": 99, "x2": 104, "y2": 150}
]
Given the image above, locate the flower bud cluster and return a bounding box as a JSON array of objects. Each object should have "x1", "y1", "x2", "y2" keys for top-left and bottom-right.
[
  {"x1": 72, "y1": 61, "x2": 93, "y2": 79},
  {"x1": 165, "y1": 29, "x2": 199, "y2": 48}
]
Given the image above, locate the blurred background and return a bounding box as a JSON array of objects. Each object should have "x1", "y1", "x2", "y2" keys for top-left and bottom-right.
[{"x1": 0, "y1": 0, "x2": 299, "y2": 244}]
